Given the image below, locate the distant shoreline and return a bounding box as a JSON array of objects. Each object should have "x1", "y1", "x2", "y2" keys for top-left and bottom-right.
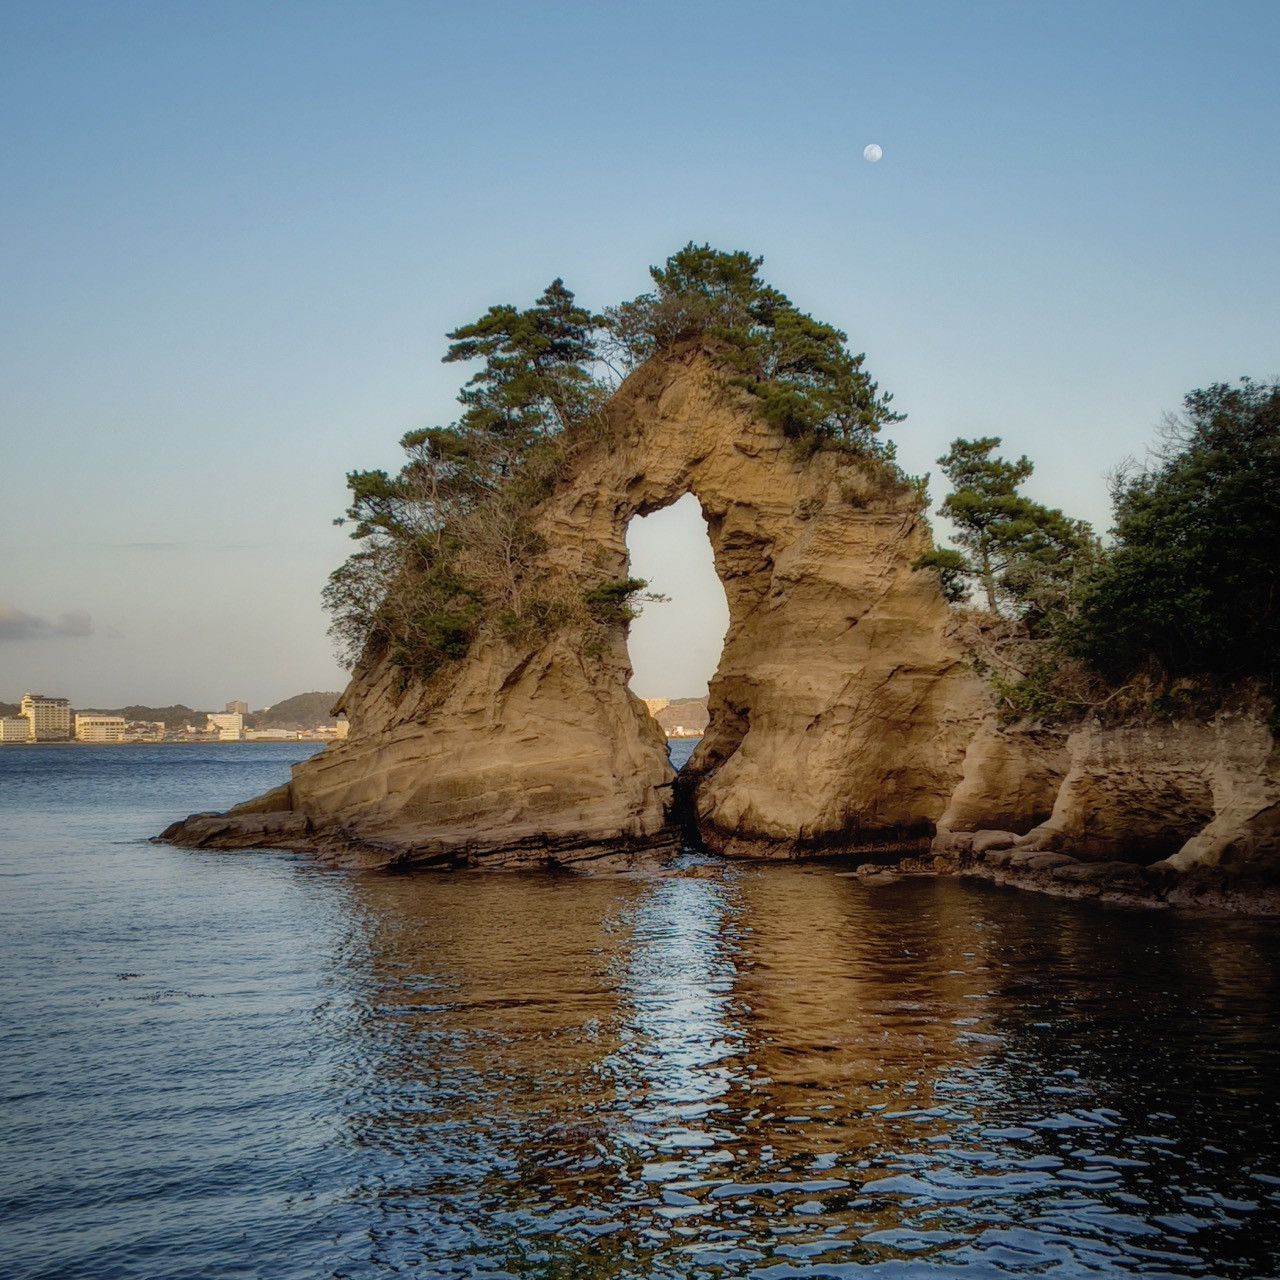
[{"x1": 0, "y1": 738, "x2": 332, "y2": 748}]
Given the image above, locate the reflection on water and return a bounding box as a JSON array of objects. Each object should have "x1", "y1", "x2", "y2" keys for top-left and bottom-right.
[
  {"x1": 346, "y1": 867, "x2": 1280, "y2": 1278},
  {"x1": 2, "y1": 744, "x2": 1279, "y2": 1279}
]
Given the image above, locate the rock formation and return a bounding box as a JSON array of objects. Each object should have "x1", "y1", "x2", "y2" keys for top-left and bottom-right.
[
  {"x1": 932, "y1": 710, "x2": 1280, "y2": 870},
  {"x1": 161, "y1": 346, "x2": 988, "y2": 867},
  {"x1": 160, "y1": 345, "x2": 1280, "y2": 906},
  {"x1": 923, "y1": 709, "x2": 1280, "y2": 911}
]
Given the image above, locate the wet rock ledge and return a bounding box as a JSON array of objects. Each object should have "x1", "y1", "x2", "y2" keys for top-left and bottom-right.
[{"x1": 858, "y1": 833, "x2": 1280, "y2": 916}]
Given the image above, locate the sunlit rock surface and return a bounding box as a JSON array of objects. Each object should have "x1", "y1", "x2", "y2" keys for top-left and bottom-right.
[
  {"x1": 926, "y1": 710, "x2": 1280, "y2": 911},
  {"x1": 161, "y1": 346, "x2": 986, "y2": 866},
  {"x1": 160, "y1": 347, "x2": 1280, "y2": 898}
]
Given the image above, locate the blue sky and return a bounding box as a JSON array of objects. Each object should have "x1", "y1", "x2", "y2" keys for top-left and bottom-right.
[{"x1": 2, "y1": 1, "x2": 1276, "y2": 706}]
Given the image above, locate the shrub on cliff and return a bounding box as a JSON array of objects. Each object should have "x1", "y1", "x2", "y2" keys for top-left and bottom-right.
[
  {"x1": 324, "y1": 281, "x2": 597, "y2": 672},
  {"x1": 1067, "y1": 378, "x2": 1280, "y2": 692},
  {"x1": 601, "y1": 243, "x2": 903, "y2": 456}
]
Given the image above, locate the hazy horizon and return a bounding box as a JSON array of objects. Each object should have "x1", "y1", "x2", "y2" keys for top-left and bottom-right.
[{"x1": 4, "y1": 2, "x2": 1277, "y2": 707}]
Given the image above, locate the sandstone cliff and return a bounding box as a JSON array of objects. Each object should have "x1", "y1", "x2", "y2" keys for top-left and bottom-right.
[
  {"x1": 923, "y1": 709, "x2": 1280, "y2": 911},
  {"x1": 159, "y1": 345, "x2": 1280, "y2": 906},
  {"x1": 161, "y1": 347, "x2": 988, "y2": 867},
  {"x1": 933, "y1": 710, "x2": 1280, "y2": 868}
]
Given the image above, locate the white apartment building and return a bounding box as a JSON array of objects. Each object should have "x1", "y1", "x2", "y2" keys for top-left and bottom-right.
[
  {"x1": 0, "y1": 716, "x2": 31, "y2": 743},
  {"x1": 75, "y1": 714, "x2": 127, "y2": 743},
  {"x1": 206, "y1": 712, "x2": 244, "y2": 741},
  {"x1": 20, "y1": 694, "x2": 71, "y2": 741}
]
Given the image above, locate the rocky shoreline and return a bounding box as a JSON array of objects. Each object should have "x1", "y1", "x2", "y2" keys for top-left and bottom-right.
[
  {"x1": 856, "y1": 829, "x2": 1280, "y2": 916},
  {"x1": 158, "y1": 350, "x2": 1280, "y2": 910}
]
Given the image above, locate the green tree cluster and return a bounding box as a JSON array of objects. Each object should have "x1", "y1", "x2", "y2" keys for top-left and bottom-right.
[
  {"x1": 601, "y1": 243, "x2": 903, "y2": 455},
  {"x1": 1067, "y1": 379, "x2": 1280, "y2": 691},
  {"x1": 913, "y1": 437, "x2": 1094, "y2": 624},
  {"x1": 325, "y1": 247, "x2": 908, "y2": 680},
  {"x1": 918, "y1": 379, "x2": 1279, "y2": 721},
  {"x1": 323, "y1": 280, "x2": 599, "y2": 674}
]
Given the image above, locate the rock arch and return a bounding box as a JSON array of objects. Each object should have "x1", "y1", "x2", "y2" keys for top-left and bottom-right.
[{"x1": 164, "y1": 347, "x2": 988, "y2": 868}]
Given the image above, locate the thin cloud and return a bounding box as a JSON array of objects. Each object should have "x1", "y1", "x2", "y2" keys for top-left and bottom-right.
[{"x1": 0, "y1": 602, "x2": 92, "y2": 641}]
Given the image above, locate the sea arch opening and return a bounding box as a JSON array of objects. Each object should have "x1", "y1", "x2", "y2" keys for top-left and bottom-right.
[{"x1": 624, "y1": 492, "x2": 729, "y2": 765}]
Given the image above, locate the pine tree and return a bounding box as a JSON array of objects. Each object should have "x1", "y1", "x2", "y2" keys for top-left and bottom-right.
[{"x1": 914, "y1": 437, "x2": 1092, "y2": 620}]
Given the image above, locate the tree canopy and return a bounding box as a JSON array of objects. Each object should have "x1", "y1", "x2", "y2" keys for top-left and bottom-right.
[
  {"x1": 602, "y1": 243, "x2": 903, "y2": 452},
  {"x1": 913, "y1": 437, "x2": 1093, "y2": 623},
  {"x1": 1066, "y1": 378, "x2": 1280, "y2": 691},
  {"x1": 918, "y1": 382, "x2": 1280, "y2": 723},
  {"x1": 323, "y1": 281, "x2": 600, "y2": 674}
]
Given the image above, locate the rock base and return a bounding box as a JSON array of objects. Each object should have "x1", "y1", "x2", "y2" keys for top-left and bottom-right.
[
  {"x1": 855, "y1": 836, "x2": 1280, "y2": 916},
  {"x1": 156, "y1": 810, "x2": 680, "y2": 874}
]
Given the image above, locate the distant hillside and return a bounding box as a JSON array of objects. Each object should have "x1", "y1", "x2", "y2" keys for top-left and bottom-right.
[
  {"x1": 75, "y1": 704, "x2": 207, "y2": 730},
  {"x1": 3, "y1": 693, "x2": 344, "y2": 730},
  {"x1": 652, "y1": 697, "x2": 708, "y2": 736},
  {"x1": 248, "y1": 692, "x2": 342, "y2": 730}
]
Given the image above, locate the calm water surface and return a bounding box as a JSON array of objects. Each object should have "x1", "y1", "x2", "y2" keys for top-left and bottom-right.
[{"x1": 2, "y1": 742, "x2": 1279, "y2": 1279}]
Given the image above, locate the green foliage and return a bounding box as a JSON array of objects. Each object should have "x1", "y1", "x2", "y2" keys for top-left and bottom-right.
[
  {"x1": 988, "y1": 661, "x2": 1073, "y2": 724},
  {"x1": 444, "y1": 278, "x2": 605, "y2": 451},
  {"x1": 583, "y1": 577, "x2": 652, "y2": 624},
  {"x1": 324, "y1": 280, "x2": 600, "y2": 676},
  {"x1": 602, "y1": 243, "x2": 904, "y2": 456},
  {"x1": 1067, "y1": 378, "x2": 1280, "y2": 691},
  {"x1": 911, "y1": 548, "x2": 970, "y2": 603},
  {"x1": 918, "y1": 436, "x2": 1094, "y2": 622},
  {"x1": 496, "y1": 593, "x2": 574, "y2": 643}
]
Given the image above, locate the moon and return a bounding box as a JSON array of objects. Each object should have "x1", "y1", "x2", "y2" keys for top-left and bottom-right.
[{"x1": 863, "y1": 143, "x2": 883, "y2": 163}]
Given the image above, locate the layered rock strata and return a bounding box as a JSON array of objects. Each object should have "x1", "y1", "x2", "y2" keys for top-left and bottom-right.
[
  {"x1": 161, "y1": 347, "x2": 988, "y2": 868},
  {"x1": 925, "y1": 710, "x2": 1280, "y2": 911},
  {"x1": 160, "y1": 344, "x2": 1280, "y2": 902}
]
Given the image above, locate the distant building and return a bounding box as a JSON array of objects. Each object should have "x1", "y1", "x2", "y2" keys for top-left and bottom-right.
[
  {"x1": 335, "y1": 717, "x2": 349, "y2": 740},
  {"x1": 206, "y1": 712, "x2": 244, "y2": 741},
  {"x1": 20, "y1": 694, "x2": 71, "y2": 741},
  {"x1": 224, "y1": 700, "x2": 249, "y2": 716},
  {"x1": 122, "y1": 720, "x2": 166, "y2": 742},
  {"x1": 0, "y1": 716, "x2": 31, "y2": 743},
  {"x1": 75, "y1": 714, "x2": 127, "y2": 743}
]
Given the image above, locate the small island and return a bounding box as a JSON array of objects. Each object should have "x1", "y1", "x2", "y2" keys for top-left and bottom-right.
[{"x1": 160, "y1": 246, "x2": 1280, "y2": 913}]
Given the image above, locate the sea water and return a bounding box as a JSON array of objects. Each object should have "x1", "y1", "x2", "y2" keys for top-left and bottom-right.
[{"x1": 2, "y1": 742, "x2": 1279, "y2": 1279}]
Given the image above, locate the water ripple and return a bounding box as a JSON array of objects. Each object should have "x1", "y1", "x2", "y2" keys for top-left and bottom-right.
[{"x1": 2, "y1": 746, "x2": 1280, "y2": 1277}]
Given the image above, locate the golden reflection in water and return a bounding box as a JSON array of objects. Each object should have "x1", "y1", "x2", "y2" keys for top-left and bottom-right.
[{"x1": 334, "y1": 864, "x2": 1280, "y2": 1278}]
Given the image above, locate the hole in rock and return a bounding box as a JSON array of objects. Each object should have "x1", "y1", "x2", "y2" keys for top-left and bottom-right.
[{"x1": 624, "y1": 493, "x2": 728, "y2": 768}]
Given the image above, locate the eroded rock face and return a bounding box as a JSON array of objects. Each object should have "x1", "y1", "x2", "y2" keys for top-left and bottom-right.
[
  {"x1": 161, "y1": 347, "x2": 988, "y2": 867},
  {"x1": 932, "y1": 710, "x2": 1280, "y2": 877},
  {"x1": 935, "y1": 724, "x2": 1069, "y2": 838},
  {"x1": 583, "y1": 351, "x2": 988, "y2": 857},
  {"x1": 159, "y1": 345, "x2": 1280, "y2": 893}
]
